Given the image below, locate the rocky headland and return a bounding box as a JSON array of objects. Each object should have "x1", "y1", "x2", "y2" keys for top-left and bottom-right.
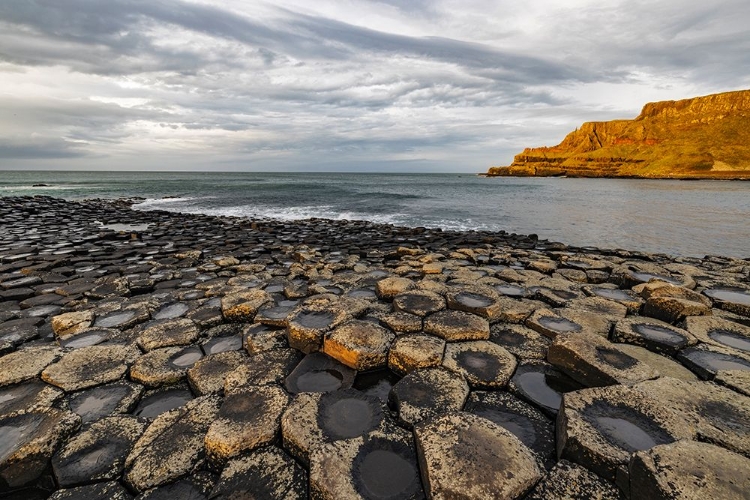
[
  {"x1": 1, "y1": 196, "x2": 750, "y2": 499},
  {"x1": 487, "y1": 89, "x2": 750, "y2": 179}
]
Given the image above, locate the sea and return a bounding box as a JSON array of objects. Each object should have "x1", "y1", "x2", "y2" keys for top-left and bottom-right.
[{"x1": 1, "y1": 171, "x2": 749, "y2": 259}]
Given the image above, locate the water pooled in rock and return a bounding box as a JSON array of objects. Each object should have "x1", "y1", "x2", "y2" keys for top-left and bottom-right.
[
  {"x1": 586, "y1": 403, "x2": 674, "y2": 453},
  {"x1": 133, "y1": 389, "x2": 193, "y2": 419},
  {"x1": 496, "y1": 284, "x2": 526, "y2": 297},
  {"x1": 595, "y1": 347, "x2": 638, "y2": 370},
  {"x1": 295, "y1": 311, "x2": 335, "y2": 329},
  {"x1": 296, "y1": 370, "x2": 344, "y2": 392},
  {"x1": 472, "y1": 408, "x2": 537, "y2": 445},
  {"x1": 319, "y1": 391, "x2": 383, "y2": 440},
  {"x1": 454, "y1": 292, "x2": 494, "y2": 309},
  {"x1": 705, "y1": 288, "x2": 750, "y2": 306},
  {"x1": 153, "y1": 303, "x2": 190, "y2": 320},
  {"x1": 592, "y1": 289, "x2": 633, "y2": 301},
  {"x1": 709, "y1": 330, "x2": 750, "y2": 352},
  {"x1": 0, "y1": 413, "x2": 44, "y2": 463},
  {"x1": 682, "y1": 349, "x2": 750, "y2": 374},
  {"x1": 348, "y1": 289, "x2": 377, "y2": 299},
  {"x1": 170, "y1": 347, "x2": 203, "y2": 368},
  {"x1": 68, "y1": 385, "x2": 134, "y2": 423},
  {"x1": 60, "y1": 331, "x2": 108, "y2": 349},
  {"x1": 594, "y1": 417, "x2": 662, "y2": 452},
  {"x1": 202, "y1": 335, "x2": 242, "y2": 355},
  {"x1": 353, "y1": 443, "x2": 420, "y2": 500},
  {"x1": 537, "y1": 316, "x2": 581, "y2": 333},
  {"x1": 94, "y1": 310, "x2": 136, "y2": 329},
  {"x1": 515, "y1": 372, "x2": 564, "y2": 412},
  {"x1": 353, "y1": 369, "x2": 401, "y2": 403},
  {"x1": 631, "y1": 272, "x2": 681, "y2": 285},
  {"x1": 632, "y1": 323, "x2": 685, "y2": 345}
]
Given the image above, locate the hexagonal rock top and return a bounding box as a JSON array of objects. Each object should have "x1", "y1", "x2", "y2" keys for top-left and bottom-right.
[
  {"x1": 51, "y1": 311, "x2": 94, "y2": 338},
  {"x1": 629, "y1": 441, "x2": 750, "y2": 499},
  {"x1": 414, "y1": 412, "x2": 542, "y2": 500},
  {"x1": 221, "y1": 289, "x2": 272, "y2": 322},
  {"x1": 424, "y1": 310, "x2": 490, "y2": 342},
  {"x1": 322, "y1": 320, "x2": 395, "y2": 371},
  {"x1": 557, "y1": 385, "x2": 693, "y2": 481},
  {"x1": 548, "y1": 332, "x2": 659, "y2": 387},
  {"x1": 186, "y1": 350, "x2": 247, "y2": 395},
  {"x1": 389, "y1": 366, "x2": 469, "y2": 427},
  {"x1": 281, "y1": 389, "x2": 385, "y2": 465},
  {"x1": 42, "y1": 345, "x2": 140, "y2": 392},
  {"x1": 525, "y1": 459, "x2": 622, "y2": 500},
  {"x1": 210, "y1": 446, "x2": 308, "y2": 499},
  {"x1": 612, "y1": 317, "x2": 695, "y2": 355},
  {"x1": 392, "y1": 290, "x2": 446, "y2": 317},
  {"x1": 136, "y1": 318, "x2": 200, "y2": 351},
  {"x1": 205, "y1": 385, "x2": 289, "y2": 463},
  {"x1": 375, "y1": 276, "x2": 416, "y2": 300},
  {"x1": 0, "y1": 346, "x2": 61, "y2": 387},
  {"x1": 388, "y1": 334, "x2": 445, "y2": 375},
  {"x1": 0, "y1": 408, "x2": 81, "y2": 490},
  {"x1": 129, "y1": 346, "x2": 204, "y2": 387},
  {"x1": 310, "y1": 429, "x2": 424, "y2": 500},
  {"x1": 124, "y1": 395, "x2": 221, "y2": 492},
  {"x1": 443, "y1": 341, "x2": 517, "y2": 389}
]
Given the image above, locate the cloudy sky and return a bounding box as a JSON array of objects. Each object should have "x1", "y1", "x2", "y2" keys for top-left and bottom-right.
[{"x1": 0, "y1": 0, "x2": 748, "y2": 172}]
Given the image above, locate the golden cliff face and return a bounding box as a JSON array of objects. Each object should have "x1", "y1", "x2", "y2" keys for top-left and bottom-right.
[{"x1": 488, "y1": 90, "x2": 750, "y2": 179}]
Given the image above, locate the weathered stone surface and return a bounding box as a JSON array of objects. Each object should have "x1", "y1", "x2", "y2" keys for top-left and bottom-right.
[
  {"x1": 310, "y1": 429, "x2": 423, "y2": 500},
  {"x1": 132, "y1": 386, "x2": 193, "y2": 420},
  {"x1": 51, "y1": 310, "x2": 94, "y2": 338},
  {"x1": 715, "y1": 369, "x2": 750, "y2": 396},
  {"x1": 0, "y1": 381, "x2": 63, "y2": 418},
  {"x1": 285, "y1": 352, "x2": 355, "y2": 394},
  {"x1": 525, "y1": 459, "x2": 622, "y2": 500},
  {"x1": 643, "y1": 296, "x2": 712, "y2": 324},
  {"x1": 612, "y1": 317, "x2": 695, "y2": 355},
  {"x1": 52, "y1": 416, "x2": 145, "y2": 487},
  {"x1": 286, "y1": 305, "x2": 347, "y2": 354},
  {"x1": 393, "y1": 290, "x2": 445, "y2": 316},
  {"x1": 548, "y1": 332, "x2": 659, "y2": 387},
  {"x1": 388, "y1": 333, "x2": 445, "y2": 375},
  {"x1": 584, "y1": 286, "x2": 643, "y2": 314},
  {"x1": 224, "y1": 348, "x2": 302, "y2": 391},
  {"x1": 415, "y1": 412, "x2": 542, "y2": 499},
  {"x1": 48, "y1": 481, "x2": 133, "y2": 500},
  {"x1": 129, "y1": 345, "x2": 203, "y2": 387},
  {"x1": 205, "y1": 385, "x2": 289, "y2": 462},
  {"x1": 629, "y1": 441, "x2": 750, "y2": 500},
  {"x1": 137, "y1": 318, "x2": 200, "y2": 351},
  {"x1": 187, "y1": 350, "x2": 247, "y2": 395},
  {"x1": 281, "y1": 389, "x2": 384, "y2": 465},
  {"x1": 209, "y1": 446, "x2": 307, "y2": 499},
  {"x1": 704, "y1": 287, "x2": 750, "y2": 317},
  {"x1": 424, "y1": 310, "x2": 490, "y2": 341},
  {"x1": 558, "y1": 385, "x2": 693, "y2": 481},
  {"x1": 0, "y1": 346, "x2": 61, "y2": 387},
  {"x1": 125, "y1": 395, "x2": 221, "y2": 492},
  {"x1": 635, "y1": 377, "x2": 750, "y2": 456},
  {"x1": 375, "y1": 276, "x2": 416, "y2": 300},
  {"x1": 684, "y1": 315, "x2": 750, "y2": 352},
  {"x1": 379, "y1": 311, "x2": 423, "y2": 333},
  {"x1": 443, "y1": 340, "x2": 517, "y2": 389},
  {"x1": 614, "y1": 343, "x2": 698, "y2": 381},
  {"x1": 243, "y1": 323, "x2": 287, "y2": 354},
  {"x1": 42, "y1": 344, "x2": 140, "y2": 392},
  {"x1": 526, "y1": 308, "x2": 583, "y2": 339},
  {"x1": 137, "y1": 473, "x2": 215, "y2": 500},
  {"x1": 490, "y1": 323, "x2": 550, "y2": 360},
  {"x1": 509, "y1": 361, "x2": 584, "y2": 416},
  {"x1": 68, "y1": 381, "x2": 143, "y2": 423},
  {"x1": 465, "y1": 391, "x2": 555, "y2": 466},
  {"x1": 389, "y1": 366, "x2": 469, "y2": 427},
  {"x1": 220, "y1": 289, "x2": 272, "y2": 322},
  {"x1": 323, "y1": 320, "x2": 395, "y2": 371},
  {"x1": 0, "y1": 408, "x2": 81, "y2": 490},
  {"x1": 677, "y1": 344, "x2": 750, "y2": 380}
]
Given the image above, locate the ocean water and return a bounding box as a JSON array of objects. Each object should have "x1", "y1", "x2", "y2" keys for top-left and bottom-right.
[{"x1": 1, "y1": 171, "x2": 748, "y2": 259}]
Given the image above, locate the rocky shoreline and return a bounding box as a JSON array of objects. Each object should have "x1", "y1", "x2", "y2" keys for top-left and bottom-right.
[{"x1": 1, "y1": 195, "x2": 750, "y2": 499}]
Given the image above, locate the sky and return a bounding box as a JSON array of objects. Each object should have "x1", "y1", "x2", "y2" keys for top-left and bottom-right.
[{"x1": 0, "y1": 0, "x2": 749, "y2": 172}]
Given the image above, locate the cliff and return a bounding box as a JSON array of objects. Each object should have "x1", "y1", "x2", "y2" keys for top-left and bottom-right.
[{"x1": 487, "y1": 90, "x2": 750, "y2": 179}]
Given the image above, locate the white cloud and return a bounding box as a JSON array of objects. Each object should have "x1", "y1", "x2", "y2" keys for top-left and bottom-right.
[{"x1": 0, "y1": 0, "x2": 748, "y2": 171}]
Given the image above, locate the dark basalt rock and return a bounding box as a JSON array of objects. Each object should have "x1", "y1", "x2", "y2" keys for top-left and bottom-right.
[
  {"x1": 137, "y1": 472, "x2": 216, "y2": 500},
  {"x1": 464, "y1": 391, "x2": 555, "y2": 467},
  {"x1": 209, "y1": 446, "x2": 307, "y2": 499},
  {"x1": 490, "y1": 324, "x2": 550, "y2": 361},
  {"x1": 525, "y1": 459, "x2": 622, "y2": 500},
  {"x1": 187, "y1": 350, "x2": 247, "y2": 395},
  {"x1": 389, "y1": 366, "x2": 468, "y2": 427},
  {"x1": 284, "y1": 352, "x2": 355, "y2": 394},
  {"x1": 310, "y1": 430, "x2": 424, "y2": 500},
  {"x1": 225, "y1": 348, "x2": 302, "y2": 390},
  {"x1": 612, "y1": 317, "x2": 694, "y2": 355},
  {"x1": 0, "y1": 408, "x2": 81, "y2": 490},
  {"x1": 424, "y1": 310, "x2": 490, "y2": 341},
  {"x1": 132, "y1": 386, "x2": 193, "y2": 420},
  {"x1": 129, "y1": 346, "x2": 203, "y2": 387},
  {"x1": 415, "y1": 412, "x2": 541, "y2": 500},
  {"x1": 557, "y1": 385, "x2": 693, "y2": 481},
  {"x1": 47, "y1": 481, "x2": 133, "y2": 500},
  {"x1": 387, "y1": 333, "x2": 445, "y2": 375},
  {"x1": 509, "y1": 361, "x2": 584, "y2": 416},
  {"x1": 443, "y1": 341, "x2": 517, "y2": 389},
  {"x1": 0, "y1": 381, "x2": 63, "y2": 418},
  {"x1": 282, "y1": 389, "x2": 385, "y2": 465},
  {"x1": 393, "y1": 290, "x2": 446, "y2": 317},
  {"x1": 42, "y1": 344, "x2": 140, "y2": 392},
  {"x1": 677, "y1": 345, "x2": 750, "y2": 380},
  {"x1": 52, "y1": 416, "x2": 145, "y2": 487},
  {"x1": 526, "y1": 308, "x2": 582, "y2": 339},
  {"x1": 0, "y1": 346, "x2": 62, "y2": 387},
  {"x1": 69, "y1": 381, "x2": 143, "y2": 423},
  {"x1": 704, "y1": 287, "x2": 750, "y2": 317}
]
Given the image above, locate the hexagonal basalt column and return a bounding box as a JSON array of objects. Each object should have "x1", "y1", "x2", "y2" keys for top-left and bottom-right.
[
  {"x1": 42, "y1": 345, "x2": 140, "y2": 392},
  {"x1": 186, "y1": 350, "x2": 247, "y2": 395},
  {"x1": 548, "y1": 332, "x2": 659, "y2": 387},
  {"x1": 129, "y1": 346, "x2": 204, "y2": 387},
  {"x1": 443, "y1": 341, "x2": 517, "y2": 389},
  {"x1": 224, "y1": 348, "x2": 302, "y2": 390},
  {"x1": 388, "y1": 334, "x2": 445, "y2": 375},
  {"x1": 424, "y1": 310, "x2": 489, "y2": 341},
  {"x1": 286, "y1": 306, "x2": 347, "y2": 354},
  {"x1": 136, "y1": 318, "x2": 200, "y2": 351},
  {"x1": 0, "y1": 346, "x2": 62, "y2": 387},
  {"x1": 281, "y1": 389, "x2": 385, "y2": 465},
  {"x1": 415, "y1": 412, "x2": 542, "y2": 500},
  {"x1": 221, "y1": 289, "x2": 272, "y2": 322},
  {"x1": 392, "y1": 290, "x2": 445, "y2": 317},
  {"x1": 309, "y1": 429, "x2": 424, "y2": 500},
  {"x1": 508, "y1": 361, "x2": 584, "y2": 417},
  {"x1": 525, "y1": 459, "x2": 622, "y2": 500},
  {"x1": 205, "y1": 385, "x2": 289, "y2": 463},
  {"x1": 284, "y1": 352, "x2": 356, "y2": 394},
  {"x1": 389, "y1": 366, "x2": 468, "y2": 427},
  {"x1": 612, "y1": 317, "x2": 695, "y2": 355},
  {"x1": 557, "y1": 385, "x2": 693, "y2": 481},
  {"x1": 323, "y1": 320, "x2": 395, "y2": 371}
]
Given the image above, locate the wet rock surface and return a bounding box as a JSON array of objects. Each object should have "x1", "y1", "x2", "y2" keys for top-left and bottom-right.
[{"x1": 1, "y1": 196, "x2": 750, "y2": 498}]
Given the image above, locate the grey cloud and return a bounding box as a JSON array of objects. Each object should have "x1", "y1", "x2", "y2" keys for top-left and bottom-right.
[{"x1": 0, "y1": 137, "x2": 87, "y2": 159}]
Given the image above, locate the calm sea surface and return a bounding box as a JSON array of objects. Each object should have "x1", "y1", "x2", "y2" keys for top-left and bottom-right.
[{"x1": 1, "y1": 171, "x2": 748, "y2": 259}]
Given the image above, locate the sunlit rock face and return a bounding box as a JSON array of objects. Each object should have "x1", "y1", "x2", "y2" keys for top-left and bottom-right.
[{"x1": 488, "y1": 90, "x2": 750, "y2": 179}]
